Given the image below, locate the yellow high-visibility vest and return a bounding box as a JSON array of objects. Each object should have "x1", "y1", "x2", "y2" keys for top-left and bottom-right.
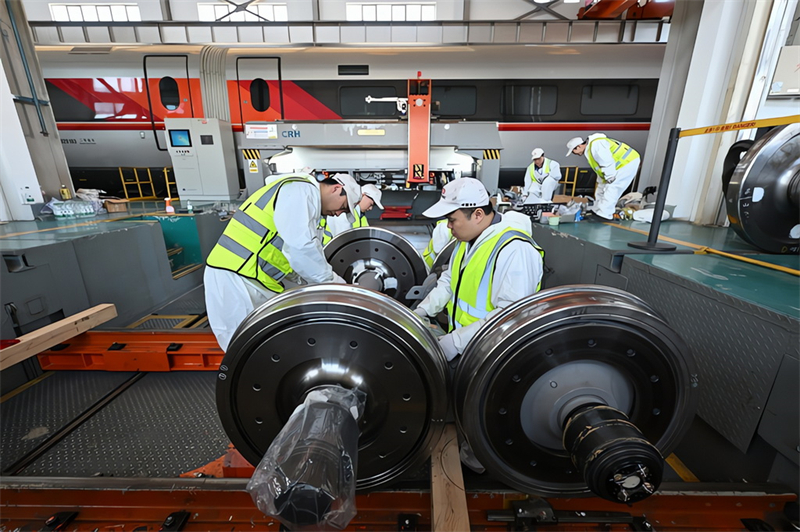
[
  {"x1": 206, "y1": 174, "x2": 316, "y2": 292},
  {"x1": 585, "y1": 138, "x2": 639, "y2": 181},
  {"x1": 445, "y1": 227, "x2": 544, "y2": 332},
  {"x1": 528, "y1": 158, "x2": 552, "y2": 184}
]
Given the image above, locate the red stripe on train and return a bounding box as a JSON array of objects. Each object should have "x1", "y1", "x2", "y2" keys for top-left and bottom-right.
[
  {"x1": 57, "y1": 122, "x2": 651, "y2": 132},
  {"x1": 498, "y1": 123, "x2": 650, "y2": 131},
  {"x1": 57, "y1": 122, "x2": 166, "y2": 131}
]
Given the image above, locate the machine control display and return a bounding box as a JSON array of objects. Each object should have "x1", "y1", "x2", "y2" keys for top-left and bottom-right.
[{"x1": 169, "y1": 129, "x2": 192, "y2": 147}]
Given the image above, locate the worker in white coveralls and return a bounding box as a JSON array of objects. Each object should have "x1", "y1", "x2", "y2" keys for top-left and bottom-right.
[
  {"x1": 412, "y1": 178, "x2": 545, "y2": 362},
  {"x1": 566, "y1": 134, "x2": 640, "y2": 222},
  {"x1": 522, "y1": 147, "x2": 562, "y2": 203},
  {"x1": 204, "y1": 172, "x2": 361, "y2": 351},
  {"x1": 321, "y1": 183, "x2": 384, "y2": 244}
]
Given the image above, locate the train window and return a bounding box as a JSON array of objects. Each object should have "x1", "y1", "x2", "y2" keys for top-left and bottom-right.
[
  {"x1": 432, "y1": 86, "x2": 477, "y2": 116},
  {"x1": 340, "y1": 86, "x2": 398, "y2": 117},
  {"x1": 159, "y1": 76, "x2": 180, "y2": 111},
  {"x1": 502, "y1": 86, "x2": 557, "y2": 116},
  {"x1": 250, "y1": 78, "x2": 270, "y2": 112},
  {"x1": 581, "y1": 84, "x2": 639, "y2": 115}
]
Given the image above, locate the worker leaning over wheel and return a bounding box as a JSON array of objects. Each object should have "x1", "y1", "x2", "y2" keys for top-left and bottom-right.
[
  {"x1": 204, "y1": 172, "x2": 362, "y2": 351},
  {"x1": 413, "y1": 178, "x2": 544, "y2": 362},
  {"x1": 321, "y1": 183, "x2": 384, "y2": 244},
  {"x1": 566, "y1": 133, "x2": 640, "y2": 222},
  {"x1": 522, "y1": 147, "x2": 562, "y2": 203}
]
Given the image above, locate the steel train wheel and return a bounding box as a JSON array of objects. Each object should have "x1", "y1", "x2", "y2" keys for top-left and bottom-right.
[
  {"x1": 325, "y1": 227, "x2": 429, "y2": 305},
  {"x1": 454, "y1": 285, "x2": 698, "y2": 500},
  {"x1": 216, "y1": 285, "x2": 448, "y2": 489},
  {"x1": 726, "y1": 123, "x2": 800, "y2": 254}
]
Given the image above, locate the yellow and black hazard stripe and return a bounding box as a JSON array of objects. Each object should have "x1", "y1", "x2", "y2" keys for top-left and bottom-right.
[
  {"x1": 242, "y1": 149, "x2": 261, "y2": 160},
  {"x1": 482, "y1": 149, "x2": 500, "y2": 160}
]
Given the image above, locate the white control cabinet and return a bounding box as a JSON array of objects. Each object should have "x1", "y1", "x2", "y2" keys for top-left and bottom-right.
[{"x1": 165, "y1": 118, "x2": 239, "y2": 201}]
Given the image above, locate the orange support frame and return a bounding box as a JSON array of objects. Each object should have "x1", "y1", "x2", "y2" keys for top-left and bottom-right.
[
  {"x1": 0, "y1": 482, "x2": 794, "y2": 531},
  {"x1": 37, "y1": 330, "x2": 223, "y2": 372},
  {"x1": 406, "y1": 77, "x2": 432, "y2": 185}
]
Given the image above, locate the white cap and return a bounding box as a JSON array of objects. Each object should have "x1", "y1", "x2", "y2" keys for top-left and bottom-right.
[
  {"x1": 566, "y1": 137, "x2": 584, "y2": 157},
  {"x1": 331, "y1": 173, "x2": 362, "y2": 224},
  {"x1": 361, "y1": 184, "x2": 384, "y2": 210},
  {"x1": 422, "y1": 179, "x2": 490, "y2": 219},
  {"x1": 531, "y1": 148, "x2": 544, "y2": 159}
]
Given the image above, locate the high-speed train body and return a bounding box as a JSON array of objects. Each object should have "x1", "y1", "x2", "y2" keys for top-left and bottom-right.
[{"x1": 38, "y1": 44, "x2": 663, "y2": 196}]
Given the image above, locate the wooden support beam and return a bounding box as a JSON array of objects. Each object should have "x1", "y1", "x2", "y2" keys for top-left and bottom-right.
[
  {"x1": 430, "y1": 424, "x2": 470, "y2": 532},
  {"x1": 0, "y1": 304, "x2": 117, "y2": 370}
]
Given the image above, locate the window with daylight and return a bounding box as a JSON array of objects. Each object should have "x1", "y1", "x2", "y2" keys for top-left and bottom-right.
[
  {"x1": 345, "y1": 3, "x2": 435, "y2": 21},
  {"x1": 197, "y1": 3, "x2": 288, "y2": 22},
  {"x1": 50, "y1": 3, "x2": 141, "y2": 21}
]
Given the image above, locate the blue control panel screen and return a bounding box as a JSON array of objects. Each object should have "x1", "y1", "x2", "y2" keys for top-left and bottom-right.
[{"x1": 169, "y1": 129, "x2": 192, "y2": 147}]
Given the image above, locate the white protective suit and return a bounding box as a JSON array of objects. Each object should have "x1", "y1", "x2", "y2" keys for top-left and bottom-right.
[
  {"x1": 205, "y1": 176, "x2": 345, "y2": 351},
  {"x1": 584, "y1": 133, "x2": 641, "y2": 219},
  {"x1": 415, "y1": 211, "x2": 543, "y2": 357},
  {"x1": 523, "y1": 158, "x2": 562, "y2": 203}
]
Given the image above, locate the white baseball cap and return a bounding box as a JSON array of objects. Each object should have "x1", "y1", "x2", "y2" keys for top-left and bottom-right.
[
  {"x1": 331, "y1": 173, "x2": 362, "y2": 224},
  {"x1": 361, "y1": 184, "x2": 384, "y2": 210},
  {"x1": 531, "y1": 148, "x2": 544, "y2": 159},
  {"x1": 566, "y1": 137, "x2": 584, "y2": 157},
  {"x1": 422, "y1": 179, "x2": 490, "y2": 219}
]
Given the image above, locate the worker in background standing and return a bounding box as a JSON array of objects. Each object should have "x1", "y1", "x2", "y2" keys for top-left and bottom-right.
[
  {"x1": 204, "y1": 172, "x2": 362, "y2": 351},
  {"x1": 566, "y1": 134, "x2": 640, "y2": 222},
  {"x1": 413, "y1": 178, "x2": 544, "y2": 363},
  {"x1": 321, "y1": 183, "x2": 384, "y2": 244},
  {"x1": 522, "y1": 148, "x2": 562, "y2": 203},
  {"x1": 422, "y1": 219, "x2": 453, "y2": 271}
]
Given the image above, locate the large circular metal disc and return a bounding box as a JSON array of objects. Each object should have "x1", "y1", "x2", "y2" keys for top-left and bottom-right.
[
  {"x1": 325, "y1": 227, "x2": 429, "y2": 305},
  {"x1": 216, "y1": 285, "x2": 448, "y2": 489},
  {"x1": 726, "y1": 124, "x2": 800, "y2": 254},
  {"x1": 454, "y1": 285, "x2": 698, "y2": 497}
]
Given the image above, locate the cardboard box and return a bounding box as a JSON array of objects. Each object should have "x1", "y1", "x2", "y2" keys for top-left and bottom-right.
[
  {"x1": 552, "y1": 195, "x2": 589, "y2": 204},
  {"x1": 105, "y1": 199, "x2": 129, "y2": 213}
]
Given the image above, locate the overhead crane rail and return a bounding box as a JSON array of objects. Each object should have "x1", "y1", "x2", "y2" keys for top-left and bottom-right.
[{"x1": 29, "y1": 19, "x2": 669, "y2": 46}]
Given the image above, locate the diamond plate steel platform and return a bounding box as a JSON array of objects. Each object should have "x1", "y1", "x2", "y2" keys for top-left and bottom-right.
[
  {"x1": 621, "y1": 259, "x2": 799, "y2": 452},
  {"x1": 19, "y1": 372, "x2": 230, "y2": 477},
  {"x1": 1, "y1": 371, "x2": 135, "y2": 471}
]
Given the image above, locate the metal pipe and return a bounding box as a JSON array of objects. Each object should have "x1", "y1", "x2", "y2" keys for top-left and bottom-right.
[
  {"x1": 628, "y1": 127, "x2": 679, "y2": 251},
  {"x1": 5, "y1": 0, "x2": 48, "y2": 135}
]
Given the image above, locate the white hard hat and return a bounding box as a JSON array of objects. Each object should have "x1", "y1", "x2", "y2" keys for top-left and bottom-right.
[
  {"x1": 361, "y1": 184, "x2": 384, "y2": 210},
  {"x1": 422, "y1": 178, "x2": 490, "y2": 218},
  {"x1": 531, "y1": 148, "x2": 544, "y2": 159},
  {"x1": 566, "y1": 137, "x2": 584, "y2": 157}
]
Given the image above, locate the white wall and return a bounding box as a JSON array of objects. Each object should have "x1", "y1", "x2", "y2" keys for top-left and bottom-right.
[{"x1": 0, "y1": 59, "x2": 44, "y2": 222}]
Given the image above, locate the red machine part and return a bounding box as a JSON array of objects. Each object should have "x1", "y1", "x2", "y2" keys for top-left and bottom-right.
[
  {"x1": 406, "y1": 77, "x2": 432, "y2": 185},
  {"x1": 578, "y1": 0, "x2": 674, "y2": 20}
]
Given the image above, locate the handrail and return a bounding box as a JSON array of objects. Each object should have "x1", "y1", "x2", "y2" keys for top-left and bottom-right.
[{"x1": 29, "y1": 19, "x2": 669, "y2": 46}]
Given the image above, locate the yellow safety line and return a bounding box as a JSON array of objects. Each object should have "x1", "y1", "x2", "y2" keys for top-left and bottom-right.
[
  {"x1": 666, "y1": 453, "x2": 700, "y2": 483},
  {"x1": 680, "y1": 115, "x2": 799, "y2": 138},
  {"x1": 0, "y1": 211, "x2": 174, "y2": 239},
  {"x1": 0, "y1": 372, "x2": 54, "y2": 404},
  {"x1": 609, "y1": 224, "x2": 800, "y2": 276}
]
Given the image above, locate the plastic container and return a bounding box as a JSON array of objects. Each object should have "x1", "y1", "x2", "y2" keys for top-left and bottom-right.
[{"x1": 548, "y1": 216, "x2": 561, "y2": 226}]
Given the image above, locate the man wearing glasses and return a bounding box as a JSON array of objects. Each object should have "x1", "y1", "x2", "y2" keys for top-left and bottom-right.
[{"x1": 205, "y1": 172, "x2": 361, "y2": 350}]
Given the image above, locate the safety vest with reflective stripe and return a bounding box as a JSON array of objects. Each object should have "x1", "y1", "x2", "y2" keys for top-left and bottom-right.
[
  {"x1": 423, "y1": 219, "x2": 450, "y2": 268},
  {"x1": 445, "y1": 228, "x2": 544, "y2": 332},
  {"x1": 528, "y1": 158, "x2": 552, "y2": 184},
  {"x1": 320, "y1": 206, "x2": 368, "y2": 245},
  {"x1": 206, "y1": 174, "x2": 316, "y2": 293},
  {"x1": 585, "y1": 138, "x2": 639, "y2": 181}
]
